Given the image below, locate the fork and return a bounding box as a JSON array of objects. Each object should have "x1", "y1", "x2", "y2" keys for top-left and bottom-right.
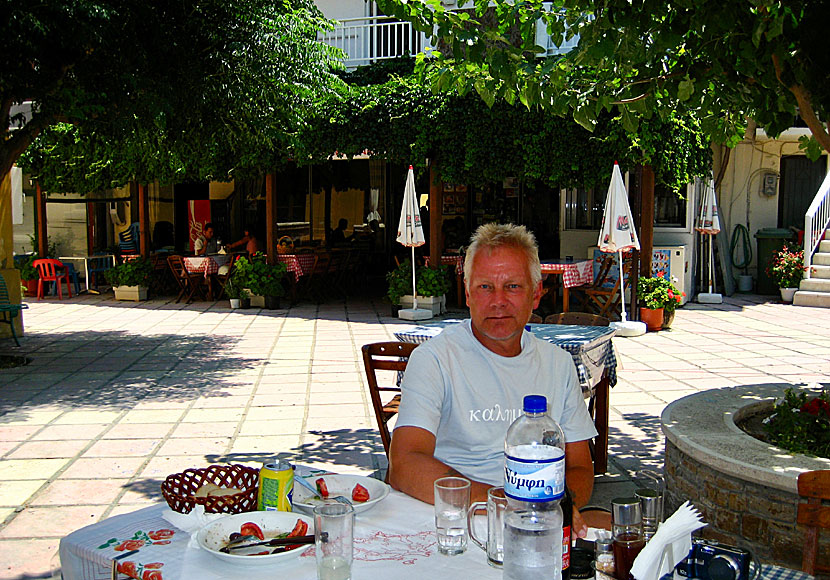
[{"x1": 294, "y1": 475, "x2": 352, "y2": 506}]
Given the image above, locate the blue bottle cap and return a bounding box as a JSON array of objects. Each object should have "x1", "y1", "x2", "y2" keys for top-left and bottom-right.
[{"x1": 523, "y1": 395, "x2": 547, "y2": 413}]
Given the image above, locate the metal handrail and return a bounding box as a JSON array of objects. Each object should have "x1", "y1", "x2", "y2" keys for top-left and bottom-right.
[{"x1": 804, "y1": 170, "x2": 830, "y2": 279}]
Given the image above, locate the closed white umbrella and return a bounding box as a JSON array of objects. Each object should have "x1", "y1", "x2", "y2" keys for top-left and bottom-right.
[
  {"x1": 396, "y1": 166, "x2": 431, "y2": 320},
  {"x1": 597, "y1": 162, "x2": 646, "y2": 336},
  {"x1": 695, "y1": 178, "x2": 723, "y2": 303}
]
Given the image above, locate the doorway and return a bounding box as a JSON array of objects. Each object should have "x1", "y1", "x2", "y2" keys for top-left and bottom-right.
[{"x1": 778, "y1": 155, "x2": 827, "y2": 230}]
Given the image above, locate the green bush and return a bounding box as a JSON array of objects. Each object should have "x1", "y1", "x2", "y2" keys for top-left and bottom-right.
[
  {"x1": 15, "y1": 255, "x2": 39, "y2": 281},
  {"x1": 232, "y1": 255, "x2": 286, "y2": 297},
  {"x1": 104, "y1": 259, "x2": 153, "y2": 287},
  {"x1": 637, "y1": 275, "x2": 683, "y2": 311},
  {"x1": 763, "y1": 388, "x2": 830, "y2": 459},
  {"x1": 387, "y1": 260, "x2": 452, "y2": 304}
]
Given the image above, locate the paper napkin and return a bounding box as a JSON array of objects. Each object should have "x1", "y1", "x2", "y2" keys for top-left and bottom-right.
[{"x1": 630, "y1": 501, "x2": 706, "y2": 580}]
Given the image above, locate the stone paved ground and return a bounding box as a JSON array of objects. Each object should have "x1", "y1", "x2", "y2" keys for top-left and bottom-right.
[{"x1": 1, "y1": 293, "x2": 829, "y2": 579}]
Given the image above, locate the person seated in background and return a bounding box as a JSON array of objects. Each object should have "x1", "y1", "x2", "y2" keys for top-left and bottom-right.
[
  {"x1": 194, "y1": 223, "x2": 219, "y2": 255},
  {"x1": 389, "y1": 223, "x2": 596, "y2": 536},
  {"x1": 329, "y1": 218, "x2": 354, "y2": 246},
  {"x1": 227, "y1": 228, "x2": 261, "y2": 255}
]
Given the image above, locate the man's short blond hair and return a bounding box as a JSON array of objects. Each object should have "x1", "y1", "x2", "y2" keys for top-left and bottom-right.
[{"x1": 464, "y1": 223, "x2": 542, "y2": 289}]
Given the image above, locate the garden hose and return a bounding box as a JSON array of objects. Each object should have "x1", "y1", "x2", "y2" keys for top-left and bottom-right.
[{"x1": 731, "y1": 223, "x2": 752, "y2": 272}]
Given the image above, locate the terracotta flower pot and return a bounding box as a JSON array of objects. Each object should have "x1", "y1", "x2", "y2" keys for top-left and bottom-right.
[{"x1": 639, "y1": 307, "x2": 665, "y2": 331}]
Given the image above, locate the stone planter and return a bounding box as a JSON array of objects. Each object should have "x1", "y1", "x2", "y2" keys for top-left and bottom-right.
[
  {"x1": 113, "y1": 285, "x2": 148, "y2": 301},
  {"x1": 246, "y1": 292, "x2": 265, "y2": 308},
  {"x1": 662, "y1": 384, "x2": 830, "y2": 568},
  {"x1": 779, "y1": 287, "x2": 797, "y2": 303},
  {"x1": 400, "y1": 294, "x2": 445, "y2": 316},
  {"x1": 639, "y1": 307, "x2": 664, "y2": 331}
]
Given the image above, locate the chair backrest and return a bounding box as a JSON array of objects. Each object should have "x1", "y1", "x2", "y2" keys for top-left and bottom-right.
[
  {"x1": 0, "y1": 273, "x2": 11, "y2": 303},
  {"x1": 167, "y1": 255, "x2": 188, "y2": 279},
  {"x1": 544, "y1": 312, "x2": 610, "y2": 326},
  {"x1": 361, "y1": 342, "x2": 418, "y2": 457},
  {"x1": 529, "y1": 313, "x2": 543, "y2": 324},
  {"x1": 32, "y1": 259, "x2": 65, "y2": 280},
  {"x1": 797, "y1": 469, "x2": 830, "y2": 575}
]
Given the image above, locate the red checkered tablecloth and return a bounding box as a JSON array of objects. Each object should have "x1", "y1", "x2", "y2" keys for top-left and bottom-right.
[
  {"x1": 182, "y1": 255, "x2": 230, "y2": 278},
  {"x1": 277, "y1": 254, "x2": 316, "y2": 282},
  {"x1": 424, "y1": 255, "x2": 464, "y2": 274},
  {"x1": 541, "y1": 259, "x2": 593, "y2": 288}
]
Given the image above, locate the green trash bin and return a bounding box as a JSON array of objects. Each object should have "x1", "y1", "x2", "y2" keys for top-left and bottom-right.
[{"x1": 754, "y1": 228, "x2": 795, "y2": 294}]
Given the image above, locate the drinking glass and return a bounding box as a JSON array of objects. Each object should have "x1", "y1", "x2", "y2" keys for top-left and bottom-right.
[
  {"x1": 467, "y1": 486, "x2": 507, "y2": 567},
  {"x1": 434, "y1": 476, "x2": 471, "y2": 555},
  {"x1": 314, "y1": 503, "x2": 355, "y2": 580},
  {"x1": 611, "y1": 497, "x2": 645, "y2": 580}
]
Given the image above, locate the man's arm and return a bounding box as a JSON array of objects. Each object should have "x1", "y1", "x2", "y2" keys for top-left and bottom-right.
[
  {"x1": 194, "y1": 239, "x2": 206, "y2": 255},
  {"x1": 564, "y1": 439, "x2": 593, "y2": 508},
  {"x1": 388, "y1": 426, "x2": 493, "y2": 504}
]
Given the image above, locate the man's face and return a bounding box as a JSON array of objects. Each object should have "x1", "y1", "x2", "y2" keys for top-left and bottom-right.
[
  {"x1": 465, "y1": 245, "x2": 542, "y2": 357},
  {"x1": 204, "y1": 227, "x2": 214, "y2": 239}
]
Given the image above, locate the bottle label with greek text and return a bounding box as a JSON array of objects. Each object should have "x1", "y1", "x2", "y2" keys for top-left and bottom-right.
[{"x1": 504, "y1": 445, "x2": 565, "y2": 502}]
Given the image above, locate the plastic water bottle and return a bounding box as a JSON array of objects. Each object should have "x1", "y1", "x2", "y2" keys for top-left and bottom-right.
[{"x1": 503, "y1": 394, "x2": 566, "y2": 580}]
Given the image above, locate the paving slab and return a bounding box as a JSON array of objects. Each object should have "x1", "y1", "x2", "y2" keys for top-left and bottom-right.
[{"x1": 1, "y1": 293, "x2": 829, "y2": 578}]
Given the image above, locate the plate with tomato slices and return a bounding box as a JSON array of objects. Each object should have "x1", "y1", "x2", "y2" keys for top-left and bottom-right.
[
  {"x1": 196, "y1": 511, "x2": 314, "y2": 567},
  {"x1": 293, "y1": 474, "x2": 390, "y2": 515}
]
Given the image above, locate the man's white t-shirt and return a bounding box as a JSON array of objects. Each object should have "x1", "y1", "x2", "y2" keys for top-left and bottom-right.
[{"x1": 396, "y1": 320, "x2": 597, "y2": 486}]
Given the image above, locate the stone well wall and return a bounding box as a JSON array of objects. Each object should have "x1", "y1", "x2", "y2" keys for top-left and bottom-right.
[{"x1": 661, "y1": 384, "x2": 830, "y2": 568}]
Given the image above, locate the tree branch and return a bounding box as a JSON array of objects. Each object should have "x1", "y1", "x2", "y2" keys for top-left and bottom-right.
[
  {"x1": 0, "y1": 113, "x2": 55, "y2": 179},
  {"x1": 772, "y1": 53, "x2": 830, "y2": 153}
]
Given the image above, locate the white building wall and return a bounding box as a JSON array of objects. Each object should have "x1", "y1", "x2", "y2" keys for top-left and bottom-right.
[{"x1": 314, "y1": 0, "x2": 369, "y2": 20}]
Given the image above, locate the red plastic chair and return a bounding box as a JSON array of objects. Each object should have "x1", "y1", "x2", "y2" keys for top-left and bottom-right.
[{"x1": 32, "y1": 259, "x2": 73, "y2": 300}]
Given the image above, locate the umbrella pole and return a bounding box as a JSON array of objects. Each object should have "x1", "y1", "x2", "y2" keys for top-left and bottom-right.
[
  {"x1": 411, "y1": 246, "x2": 418, "y2": 310},
  {"x1": 618, "y1": 249, "x2": 628, "y2": 322},
  {"x1": 708, "y1": 237, "x2": 715, "y2": 294}
]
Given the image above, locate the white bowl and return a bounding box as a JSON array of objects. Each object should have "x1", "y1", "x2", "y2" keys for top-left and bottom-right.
[
  {"x1": 196, "y1": 511, "x2": 314, "y2": 567},
  {"x1": 293, "y1": 474, "x2": 390, "y2": 515}
]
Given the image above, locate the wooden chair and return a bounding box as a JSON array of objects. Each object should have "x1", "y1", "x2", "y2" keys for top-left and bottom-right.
[
  {"x1": 580, "y1": 254, "x2": 631, "y2": 320},
  {"x1": 544, "y1": 312, "x2": 610, "y2": 326},
  {"x1": 32, "y1": 259, "x2": 73, "y2": 300},
  {"x1": 361, "y1": 342, "x2": 419, "y2": 457},
  {"x1": 797, "y1": 469, "x2": 830, "y2": 575},
  {"x1": 300, "y1": 252, "x2": 331, "y2": 303},
  {"x1": 529, "y1": 313, "x2": 543, "y2": 323},
  {"x1": 167, "y1": 255, "x2": 205, "y2": 303}
]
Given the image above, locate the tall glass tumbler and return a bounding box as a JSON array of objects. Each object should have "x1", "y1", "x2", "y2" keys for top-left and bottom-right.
[
  {"x1": 434, "y1": 476, "x2": 471, "y2": 555},
  {"x1": 314, "y1": 503, "x2": 355, "y2": 580},
  {"x1": 611, "y1": 497, "x2": 645, "y2": 580}
]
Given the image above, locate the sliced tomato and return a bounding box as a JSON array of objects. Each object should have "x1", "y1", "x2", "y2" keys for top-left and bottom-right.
[
  {"x1": 287, "y1": 519, "x2": 309, "y2": 537},
  {"x1": 352, "y1": 483, "x2": 370, "y2": 503},
  {"x1": 240, "y1": 522, "x2": 264, "y2": 541},
  {"x1": 315, "y1": 477, "x2": 329, "y2": 498}
]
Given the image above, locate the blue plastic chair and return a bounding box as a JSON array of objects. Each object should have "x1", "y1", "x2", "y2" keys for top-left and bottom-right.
[
  {"x1": 49, "y1": 262, "x2": 80, "y2": 296},
  {"x1": 88, "y1": 254, "x2": 113, "y2": 290}
]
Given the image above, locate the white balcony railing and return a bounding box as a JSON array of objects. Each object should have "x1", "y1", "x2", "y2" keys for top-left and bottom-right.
[
  {"x1": 322, "y1": 14, "x2": 578, "y2": 69},
  {"x1": 804, "y1": 171, "x2": 830, "y2": 279},
  {"x1": 320, "y1": 16, "x2": 428, "y2": 69}
]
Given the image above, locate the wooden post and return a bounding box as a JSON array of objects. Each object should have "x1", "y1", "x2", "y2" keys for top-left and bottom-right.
[
  {"x1": 35, "y1": 181, "x2": 47, "y2": 257},
  {"x1": 640, "y1": 165, "x2": 655, "y2": 279},
  {"x1": 265, "y1": 173, "x2": 277, "y2": 265},
  {"x1": 138, "y1": 184, "x2": 150, "y2": 258},
  {"x1": 429, "y1": 160, "x2": 441, "y2": 269},
  {"x1": 86, "y1": 202, "x2": 95, "y2": 254}
]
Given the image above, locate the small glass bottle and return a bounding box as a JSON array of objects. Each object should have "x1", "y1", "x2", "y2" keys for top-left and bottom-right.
[{"x1": 594, "y1": 537, "x2": 615, "y2": 580}]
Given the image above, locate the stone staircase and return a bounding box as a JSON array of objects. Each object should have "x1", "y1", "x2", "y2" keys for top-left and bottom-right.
[{"x1": 794, "y1": 229, "x2": 830, "y2": 307}]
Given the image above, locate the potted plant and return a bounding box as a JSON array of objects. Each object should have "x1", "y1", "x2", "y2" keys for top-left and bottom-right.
[
  {"x1": 15, "y1": 255, "x2": 39, "y2": 297},
  {"x1": 224, "y1": 278, "x2": 248, "y2": 309},
  {"x1": 661, "y1": 276, "x2": 686, "y2": 329},
  {"x1": 637, "y1": 275, "x2": 680, "y2": 331},
  {"x1": 233, "y1": 255, "x2": 286, "y2": 309},
  {"x1": 104, "y1": 258, "x2": 153, "y2": 301},
  {"x1": 386, "y1": 258, "x2": 414, "y2": 316},
  {"x1": 411, "y1": 264, "x2": 452, "y2": 315},
  {"x1": 766, "y1": 244, "x2": 807, "y2": 303}
]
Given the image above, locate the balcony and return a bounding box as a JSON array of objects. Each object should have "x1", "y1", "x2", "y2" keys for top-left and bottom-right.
[{"x1": 322, "y1": 15, "x2": 577, "y2": 69}]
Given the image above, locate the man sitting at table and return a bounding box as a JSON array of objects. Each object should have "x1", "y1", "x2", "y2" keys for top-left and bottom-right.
[
  {"x1": 389, "y1": 223, "x2": 596, "y2": 533},
  {"x1": 194, "y1": 223, "x2": 219, "y2": 256}
]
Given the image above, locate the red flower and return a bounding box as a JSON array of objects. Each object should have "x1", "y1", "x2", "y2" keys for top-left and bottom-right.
[
  {"x1": 115, "y1": 539, "x2": 145, "y2": 552},
  {"x1": 145, "y1": 563, "x2": 164, "y2": 569},
  {"x1": 118, "y1": 561, "x2": 138, "y2": 576},
  {"x1": 800, "y1": 398, "x2": 830, "y2": 417},
  {"x1": 148, "y1": 530, "x2": 174, "y2": 541},
  {"x1": 142, "y1": 570, "x2": 163, "y2": 580},
  {"x1": 153, "y1": 540, "x2": 171, "y2": 545}
]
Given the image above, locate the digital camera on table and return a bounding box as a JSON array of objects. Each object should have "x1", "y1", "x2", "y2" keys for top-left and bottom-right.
[{"x1": 675, "y1": 538, "x2": 753, "y2": 580}]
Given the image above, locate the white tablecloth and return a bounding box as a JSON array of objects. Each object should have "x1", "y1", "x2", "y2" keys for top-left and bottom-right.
[{"x1": 60, "y1": 476, "x2": 500, "y2": 579}]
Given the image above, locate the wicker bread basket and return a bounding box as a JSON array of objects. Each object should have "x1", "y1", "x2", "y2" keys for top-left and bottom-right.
[{"x1": 161, "y1": 464, "x2": 259, "y2": 514}]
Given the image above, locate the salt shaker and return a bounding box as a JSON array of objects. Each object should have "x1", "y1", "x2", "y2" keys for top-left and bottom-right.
[{"x1": 594, "y1": 536, "x2": 615, "y2": 580}]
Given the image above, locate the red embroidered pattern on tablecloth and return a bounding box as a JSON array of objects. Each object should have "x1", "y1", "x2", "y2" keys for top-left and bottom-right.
[{"x1": 302, "y1": 531, "x2": 436, "y2": 566}]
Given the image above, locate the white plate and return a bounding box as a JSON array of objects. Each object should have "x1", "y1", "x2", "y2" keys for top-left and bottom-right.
[
  {"x1": 196, "y1": 511, "x2": 313, "y2": 567},
  {"x1": 293, "y1": 474, "x2": 390, "y2": 515}
]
